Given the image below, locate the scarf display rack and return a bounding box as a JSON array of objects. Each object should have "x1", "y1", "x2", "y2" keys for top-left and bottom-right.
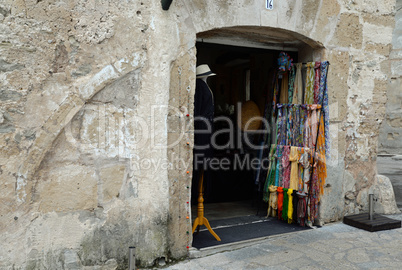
[{"x1": 260, "y1": 59, "x2": 330, "y2": 227}]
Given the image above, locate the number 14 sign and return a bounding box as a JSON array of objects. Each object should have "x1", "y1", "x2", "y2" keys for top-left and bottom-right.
[{"x1": 266, "y1": 0, "x2": 273, "y2": 10}]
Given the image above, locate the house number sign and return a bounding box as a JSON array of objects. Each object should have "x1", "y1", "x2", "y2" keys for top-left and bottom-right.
[{"x1": 266, "y1": 0, "x2": 273, "y2": 10}]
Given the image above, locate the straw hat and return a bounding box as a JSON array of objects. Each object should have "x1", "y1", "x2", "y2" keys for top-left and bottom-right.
[{"x1": 196, "y1": 64, "x2": 216, "y2": 78}]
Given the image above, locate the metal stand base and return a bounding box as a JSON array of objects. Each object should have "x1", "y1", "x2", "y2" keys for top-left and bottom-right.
[{"x1": 343, "y1": 213, "x2": 401, "y2": 232}]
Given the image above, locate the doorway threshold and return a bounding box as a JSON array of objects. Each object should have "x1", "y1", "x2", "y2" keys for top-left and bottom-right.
[
  {"x1": 189, "y1": 217, "x2": 311, "y2": 259},
  {"x1": 191, "y1": 215, "x2": 311, "y2": 257}
]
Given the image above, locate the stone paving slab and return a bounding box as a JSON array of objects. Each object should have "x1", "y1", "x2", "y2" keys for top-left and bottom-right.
[{"x1": 157, "y1": 214, "x2": 402, "y2": 270}]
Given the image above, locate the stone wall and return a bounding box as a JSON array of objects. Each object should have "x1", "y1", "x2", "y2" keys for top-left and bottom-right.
[
  {"x1": 378, "y1": 0, "x2": 402, "y2": 155},
  {"x1": 0, "y1": 0, "x2": 397, "y2": 268}
]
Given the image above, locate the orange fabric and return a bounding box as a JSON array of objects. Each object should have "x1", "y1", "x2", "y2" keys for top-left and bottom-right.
[{"x1": 316, "y1": 113, "x2": 327, "y2": 197}]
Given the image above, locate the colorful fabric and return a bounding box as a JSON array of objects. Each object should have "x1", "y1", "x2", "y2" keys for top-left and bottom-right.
[
  {"x1": 277, "y1": 187, "x2": 284, "y2": 220},
  {"x1": 263, "y1": 145, "x2": 277, "y2": 202},
  {"x1": 316, "y1": 113, "x2": 327, "y2": 196},
  {"x1": 287, "y1": 189, "x2": 294, "y2": 224},
  {"x1": 304, "y1": 62, "x2": 315, "y2": 104},
  {"x1": 275, "y1": 145, "x2": 283, "y2": 187},
  {"x1": 291, "y1": 106, "x2": 299, "y2": 146},
  {"x1": 304, "y1": 107, "x2": 311, "y2": 148},
  {"x1": 319, "y1": 61, "x2": 330, "y2": 159},
  {"x1": 288, "y1": 65, "x2": 296, "y2": 103},
  {"x1": 286, "y1": 105, "x2": 292, "y2": 145},
  {"x1": 309, "y1": 104, "x2": 321, "y2": 149},
  {"x1": 281, "y1": 145, "x2": 291, "y2": 188},
  {"x1": 309, "y1": 160, "x2": 319, "y2": 225},
  {"x1": 282, "y1": 188, "x2": 289, "y2": 221},
  {"x1": 276, "y1": 105, "x2": 287, "y2": 145},
  {"x1": 289, "y1": 146, "x2": 299, "y2": 190},
  {"x1": 267, "y1": 185, "x2": 278, "y2": 217},
  {"x1": 277, "y1": 52, "x2": 293, "y2": 72},
  {"x1": 313, "y1": 62, "x2": 321, "y2": 104},
  {"x1": 299, "y1": 149, "x2": 311, "y2": 193},
  {"x1": 293, "y1": 63, "x2": 303, "y2": 104},
  {"x1": 279, "y1": 72, "x2": 289, "y2": 104},
  {"x1": 296, "y1": 192, "x2": 308, "y2": 226}
]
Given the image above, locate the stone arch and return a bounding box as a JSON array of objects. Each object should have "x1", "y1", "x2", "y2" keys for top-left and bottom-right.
[{"x1": 16, "y1": 63, "x2": 142, "y2": 205}]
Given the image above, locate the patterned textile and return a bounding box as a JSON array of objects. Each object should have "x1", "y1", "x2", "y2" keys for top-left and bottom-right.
[
  {"x1": 287, "y1": 189, "x2": 294, "y2": 224},
  {"x1": 279, "y1": 72, "x2": 289, "y2": 104},
  {"x1": 309, "y1": 105, "x2": 321, "y2": 149},
  {"x1": 298, "y1": 148, "x2": 311, "y2": 193},
  {"x1": 267, "y1": 185, "x2": 278, "y2": 217},
  {"x1": 313, "y1": 62, "x2": 321, "y2": 104},
  {"x1": 288, "y1": 66, "x2": 296, "y2": 103},
  {"x1": 276, "y1": 105, "x2": 288, "y2": 145},
  {"x1": 293, "y1": 63, "x2": 303, "y2": 104},
  {"x1": 286, "y1": 105, "x2": 292, "y2": 145},
  {"x1": 316, "y1": 113, "x2": 327, "y2": 196},
  {"x1": 291, "y1": 106, "x2": 299, "y2": 146},
  {"x1": 304, "y1": 62, "x2": 315, "y2": 104},
  {"x1": 309, "y1": 160, "x2": 319, "y2": 225},
  {"x1": 304, "y1": 107, "x2": 311, "y2": 148},
  {"x1": 298, "y1": 106, "x2": 307, "y2": 147},
  {"x1": 263, "y1": 145, "x2": 276, "y2": 202},
  {"x1": 282, "y1": 188, "x2": 289, "y2": 221},
  {"x1": 277, "y1": 187, "x2": 284, "y2": 220},
  {"x1": 275, "y1": 145, "x2": 283, "y2": 187},
  {"x1": 289, "y1": 146, "x2": 299, "y2": 190},
  {"x1": 319, "y1": 61, "x2": 330, "y2": 159},
  {"x1": 281, "y1": 145, "x2": 291, "y2": 188},
  {"x1": 296, "y1": 192, "x2": 308, "y2": 226}
]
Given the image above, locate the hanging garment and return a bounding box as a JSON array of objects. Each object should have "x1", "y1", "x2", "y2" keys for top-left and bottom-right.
[
  {"x1": 291, "y1": 105, "x2": 299, "y2": 146},
  {"x1": 296, "y1": 191, "x2": 308, "y2": 226},
  {"x1": 293, "y1": 63, "x2": 303, "y2": 104},
  {"x1": 289, "y1": 146, "x2": 299, "y2": 190},
  {"x1": 281, "y1": 145, "x2": 291, "y2": 189},
  {"x1": 263, "y1": 145, "x2": 277, "y2": 202},
  {"x1": 279, "y1": 72, "x2": 289, "y2": 104},
  {"x1": 308, "y1": 105, "x2": 321, "y2": 150},
  {"x1": 277, "y1": 187, "x2": 284, "y2": 220},
  {"x1": 267, "y1": 185, "x2": 278, "y2": 217},
  {"x1": 313, "y1": 62, "x2": 321, "y2": 104},
  {"x1": 272, "y1": 75, "x2": 279, "y2": 110},
  {"x1": 282, "y1": 188, "x2": 289, "y2": 222},
  {"x1": 304, "y1": 62, "x2": 315, "y2": 104},
  {"x1": 309, "y1": 160, "x2": 319, "y2": 225},
  {"x1": 276, "y1": 105, "x2": 287, "y2": 145},
  {"x1": 299, "y1": 148, "x2": 311, "y2": 193},
  {"x1": 316, "y1": 113, "x2": 327, "y2": 196},
  {"x1": 288, "y1": 65, "x2": 296, "y2": 103},
  {"x1": 304, "y1": 107, "x2": 311, "y2": 148},
  {"x1": 298, "y1": 105, "x2": 307, "y2": 147},
  {"x1": 287, "y1": 189, "x2": 294, "y2": 224},
  {"x1": 319, "y1": 61, "x2": 330, "y2": 159},
  {"x1": 286, "y1": 105, "x2": 292, "y2": 145},
  {"x1": 274, "y1": 145, "x2": 283, "y2": 187},
  {"x1": 292, "y1": 190, "x2": 299, "y2": 223}
]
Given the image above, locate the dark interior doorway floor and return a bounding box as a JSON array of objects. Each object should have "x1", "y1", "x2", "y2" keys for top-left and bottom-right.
[{"x1": 191, "y1": 201, "x2": 310, "y2": 249}]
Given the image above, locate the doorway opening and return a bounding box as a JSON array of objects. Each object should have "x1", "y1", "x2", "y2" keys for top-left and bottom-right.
[{"x1": 191, "y1": 39, "x2": 308, "y2": 248}]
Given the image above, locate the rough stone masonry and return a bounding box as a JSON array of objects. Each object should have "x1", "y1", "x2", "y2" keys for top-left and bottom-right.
[{"x1": 0, "y1": 0, "x2": 399, "y2": 268}]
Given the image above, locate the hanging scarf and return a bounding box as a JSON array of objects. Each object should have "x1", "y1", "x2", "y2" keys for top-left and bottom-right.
[
  {"x1": 319, "y1": 61, "x2": 330, "y2": 159},
  {"x1": 316, "y1": 113, "x2": 327, "y2": 196},
  {"x1": 281, "y1": 145, "x2": 291, "y2": 189},
  {"x1": 289, "y1": 146, "x2": 299, "y2": 190},
  {"x1": 291, "y1": 105, "x2": 299, "y2": 145},
  {"x1": 304, "y1": 62, "x2": 315, "y2": 104},
  {"x1": 309, "y1": 160, "x2": 319, "y2": 225},
  {"x1": 313, "y1": 62, "x2": 321, "y2": 104},
  {"x1": 299, "y1": 149, "x2": 311, "y2": 193},
  {"x1": 287, "y1": 189, "x2": 294, "y2": 224},
  {"x1": 279, "y1": 72, "x2": 289, "y2": 104},
  {"x1": 267, "y1": 185, "x2": 278, "y2": 217},
  {"x1": 297, "y1": 192, "x2": 308, "y2": 226},
  {"x1": 263, "y1": 145, "x2": 277, "y2": 202},
  {"x1": 292, "y1": 190, "x2": 299, "y2": 223},
  {"x1": 293, "y1": 63, "x2": 303, "y2": 104},
  {"x1": 277, "y1": 187, "x2": 284, "y2": 220},
  {"x1": 274, "y1": 145, "x2": 283, "y2": 187},
  {"x1": 288, "y1": 65, "x2": 296, "y2": 103},
  {"x1": 276, "y1": 105, "x2": 287, "y2": 146},
  {"x1": 286, "y1": 105, "x2": 292, "y2": 145},
  {"x1": 298, "y1": 105, "x2": 307, "y2": 147},
  {"x1": 304, "y1": 107, "x2": 311, "y2": 148},
  {"x1": 282, "y1": 188, "x2": 289, "y2": 221},
  {"x1": 308, "y1": 105, "x2": 321, "y2": 149}
]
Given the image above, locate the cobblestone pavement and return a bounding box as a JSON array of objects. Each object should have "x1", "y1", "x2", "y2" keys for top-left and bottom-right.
[{"x1": 160, "y1": 214, "x2": 402, "y2": 270}]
